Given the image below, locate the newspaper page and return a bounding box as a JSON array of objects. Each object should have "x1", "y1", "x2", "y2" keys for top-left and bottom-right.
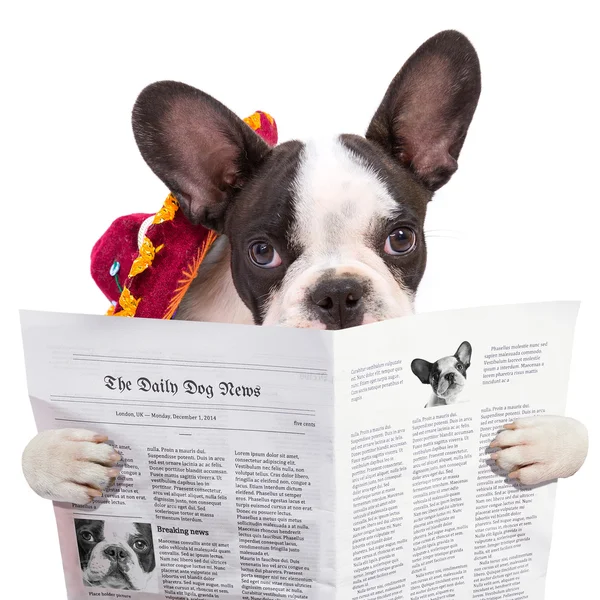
[
  {"x1": 20, "y1": 301, "x2": 579, "y2": 600},
  {"x1": 21, "y1": 313, "x2": 337, "y2": 600},
  {"x1": 333, "y1": 302, "x2": 579, "y2": 600}
]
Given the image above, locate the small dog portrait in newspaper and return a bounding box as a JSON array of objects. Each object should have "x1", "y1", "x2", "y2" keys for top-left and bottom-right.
[
  {"x1": 411, "y1": 342, "x2": 472, "y2": 408},
  {"x1": 74, "y1": 519, "x2": 158, "y2": 591}
]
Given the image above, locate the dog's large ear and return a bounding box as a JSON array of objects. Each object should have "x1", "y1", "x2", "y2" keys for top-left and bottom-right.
[
  {"x1": 455, "y1": 341, "x2": 472, "y2": 368},
  {"x1": 366, "y1": 30, "x2": 481, "y2": 192},
  {"x1": 411, "y1": 358, "x2": 433, "y2": 384},
  {"x1": 132, "y1": 81, "x2": 271, "y2": 230}
]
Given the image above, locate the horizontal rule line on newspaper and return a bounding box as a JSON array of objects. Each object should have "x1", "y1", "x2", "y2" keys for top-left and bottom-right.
[
  {"x1": 50, "y1": 394, "x2": 317, "y2": 415},
  {"x1": 73, "y1": 353, "x2": 327, "y2": 376},
  {"x1": 54, "y1": 418, "x2": 306, "y2": 435}
]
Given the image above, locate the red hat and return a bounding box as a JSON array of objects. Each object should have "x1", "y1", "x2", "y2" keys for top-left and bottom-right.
[{"x1": 91, "y1": 111, "x2": 277, "y2": 319}]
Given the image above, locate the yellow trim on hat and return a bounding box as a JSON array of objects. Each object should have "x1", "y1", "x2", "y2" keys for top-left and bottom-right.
[
  {"x1": 112, "y1": 287, "x2": 140, "y2": 317},
  {"x1": 244, "y1": 112, "x2": 262, "y2": 131},
  {"x1": 128, "y1": 236, "x2": 164, "y2": 278},
  {"x1": 109, "y1": 193, "x2": 177, "y2": 317},
  {"x1": 153, "y1": 193, "x2": 179, "y2": 224}
]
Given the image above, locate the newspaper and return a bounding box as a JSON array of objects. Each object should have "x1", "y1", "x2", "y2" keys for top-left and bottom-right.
[{"x1": 20, "y1": 302, "x2": 579, "y2": 600}]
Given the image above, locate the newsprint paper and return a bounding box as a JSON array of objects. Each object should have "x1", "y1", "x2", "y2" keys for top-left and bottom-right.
[{"x1": 20, "y1": 302, "x2": 579, "y2": 600}]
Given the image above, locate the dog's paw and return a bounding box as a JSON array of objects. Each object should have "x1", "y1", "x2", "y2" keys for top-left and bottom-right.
[
  {"x1": 22, "y1": 429, "x2": 121, "y2": 504},
  {"x1": 489, "y1": 415, "x2": 588, "y2": 485}
]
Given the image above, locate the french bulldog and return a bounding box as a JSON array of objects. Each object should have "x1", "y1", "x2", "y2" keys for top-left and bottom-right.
[
  {"x1": 412, "y1": 341, "x2": 472, "y2": 407},
  {"x1": 22, "y1": 30, "x2": 588, "y2": 501},
  {"x1": 74, "y1": 519, "x2": 156, "y2": 591}
]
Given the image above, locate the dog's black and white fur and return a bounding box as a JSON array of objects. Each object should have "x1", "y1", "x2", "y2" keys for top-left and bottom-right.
[
  {"x1": 75, "y1": 519, "x2": 156, "y2": 591},
  {"x1": 412, "y1": 341, "x2": 472, "y2": 407},
  {"x1": 22, "y1": 31, "x2": 588, "y2": 500}
]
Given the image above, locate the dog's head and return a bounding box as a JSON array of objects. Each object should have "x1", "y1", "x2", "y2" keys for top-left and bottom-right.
[
  {"x1": 132, "y1": 30, "x2": 481, "y2": 329},
  {"x1": 411, "y1": 341, "x2": 472, "y2": 403},
  {"x1": 74, "y1": 519, "x2": 155, "y2": 590}
]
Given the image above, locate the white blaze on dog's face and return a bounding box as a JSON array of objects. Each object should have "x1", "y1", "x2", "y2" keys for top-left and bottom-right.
[
  {"x1": 132, "y1": 30, "x2": 481, "y2": 329},
  {"x1": 75, "y1": 519, "x2": 155, "y2": 591}
]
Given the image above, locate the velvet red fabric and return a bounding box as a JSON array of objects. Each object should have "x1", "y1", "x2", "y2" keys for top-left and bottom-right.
[
  {"x1": 90, "y1": 209, "x2": 214, "y2": 319},
  {"x1": 252, "y1": 111, "x2": 278, "y2": 146}
]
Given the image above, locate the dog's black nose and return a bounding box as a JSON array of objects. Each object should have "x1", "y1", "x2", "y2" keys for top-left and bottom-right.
[
  {"x1": 445, "y1": 372, "x2": 455, "y2": 383},
  {"x1": 310, "y1": 278, "x2": 365, "y2": 329},
  {"x1": 104, "y1": 545, "x2": 128, "y2": 563}
]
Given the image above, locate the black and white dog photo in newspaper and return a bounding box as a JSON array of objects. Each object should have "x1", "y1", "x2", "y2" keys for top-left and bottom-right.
[
  {"x1": 74, "y1": 519, "x2": 157, "y2": 591},
  {"x1": 412, "y1": 341, "x2": 472, "y2": 408},
  {"x1": 22, "y1": 30, "x2": 588, "y2": 502}
]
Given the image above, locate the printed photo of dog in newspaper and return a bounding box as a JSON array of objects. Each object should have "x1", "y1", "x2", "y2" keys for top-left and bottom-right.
[
  {"x1": 411, "y1": 341, "x2": 472, "y2": 408},
  {"x1": 21, "y1": 30, "x2": 588, "y2": 499},
  {"x1": 74, "y1": 518, "x2": 157, "y2": 592}
]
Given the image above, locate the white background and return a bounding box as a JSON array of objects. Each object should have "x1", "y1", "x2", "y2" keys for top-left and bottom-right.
[{"x1": 1, "y1": 1, "x2": 598, "y2": 597}]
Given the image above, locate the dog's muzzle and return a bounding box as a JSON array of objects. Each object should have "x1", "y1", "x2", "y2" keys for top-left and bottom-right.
[
  {"x1": 104, "y1": 545, "x2": 129, "y2": 564},
  {"x1": 309, "y1": 277, "x2": 365, "y2": 329}
]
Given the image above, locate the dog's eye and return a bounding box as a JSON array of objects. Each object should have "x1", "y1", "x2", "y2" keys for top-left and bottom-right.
[
  {"x1": 80, "y1": 531, "x2": 94, "y2": 543},
  {"x1": 384, "y1": 228, "x2": 416, "y2": 255},
  {"x1": 249, "y1": 242, "x2": 282, "y2": 268},
  {"x1": 133, "y1": 540, "x2": 148, "y2": 552}
]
